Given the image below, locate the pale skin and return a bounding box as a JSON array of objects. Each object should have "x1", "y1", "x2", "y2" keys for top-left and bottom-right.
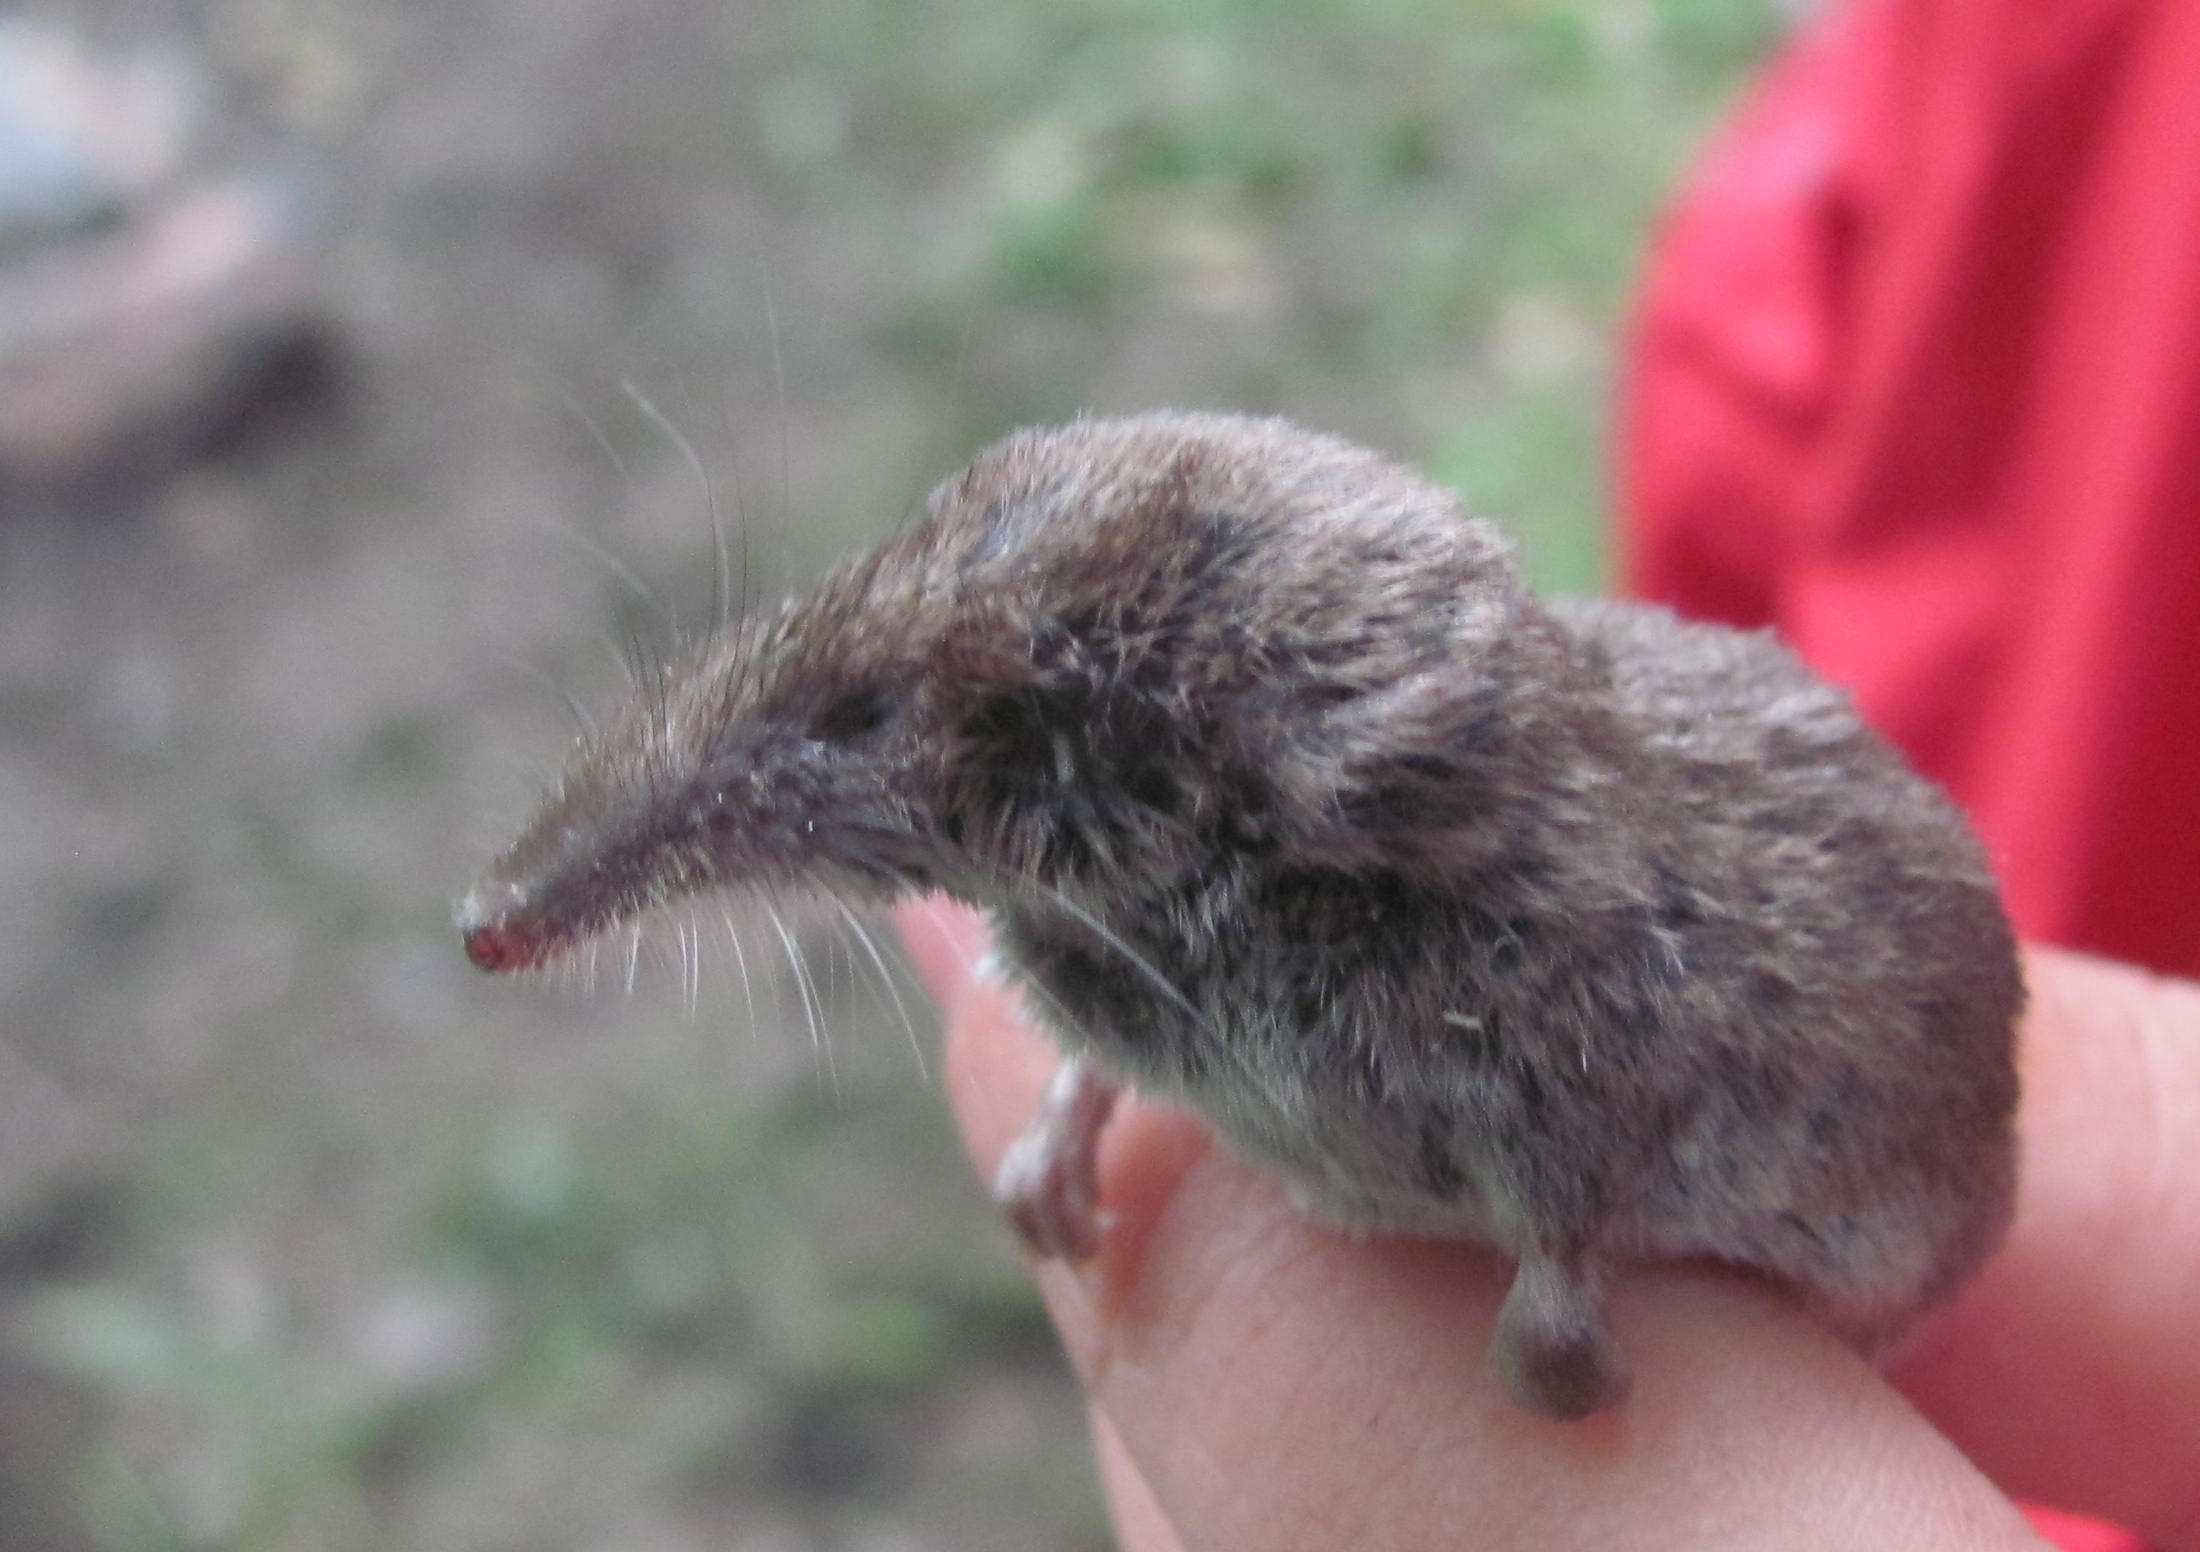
[{"x1": 897, "y1": 902, "x2": 2200, "y2": 1552}]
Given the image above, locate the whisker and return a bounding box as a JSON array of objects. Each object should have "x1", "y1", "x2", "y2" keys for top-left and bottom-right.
[
  {"x1": 767, "y1": 905, "x2": 836, "y2": 1097},
  {"x1": 720, "y1": 908, "x2": 760, "y2": 1037},
  {"x1": 717, "y1": 431, "x2": 750, "y2": 634},
  {"x1": 543, "y1": 517, "x2": 666, "y2": 634},
  {"x1": 584, "y1": 629, "x2": 638, "y2": 692},
  {"x1": 676, "y1": 369, "x2": 744, "y2": 639},
  {"x1": 618, "y1": 617, "x2": 663, "y2": 696},
  {"x1": 692, "y1": 915, "x2": 707, "y2": 1014},
  {"x1": 488, "y1": 653, "x2": 600, "y2": 741},
  {"x1": 621, "y1": 378, "x2": 726, "y2": 646},
  {"x1": 753, "y1": 236, "x2": 790, "y2": 604},
  {"x1": 830, "y1": 895, "x2": 926, "y2": 1078},
  {"x1": 681, "y1": 914, "x2": 702, "y2": 1018},
  {"x1": 558, "y1": 385, "x2": 634, "y2": 486},
  {"x1": 818, "y1": 922, "x2": 849, "y2": 1083},
  {"x1": 1023, "y1": 876, "x2": 1208, "y2": 1033}
]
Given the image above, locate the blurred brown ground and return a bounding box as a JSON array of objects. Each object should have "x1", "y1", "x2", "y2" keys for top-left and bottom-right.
[{"x1": 0, "y1": 1, "x2": 1773, "y2": 1545}]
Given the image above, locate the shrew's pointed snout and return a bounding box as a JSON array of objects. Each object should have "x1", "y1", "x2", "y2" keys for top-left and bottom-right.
[
  {"x1": 454, "y1": 885, "x2": 554, "y2": 973},
  {"x1": 454, "y1": 786, "x2": 712, "y2": 973},
  {"x1": 460, "y1": 916, "x2": 547, "y2": 973}
]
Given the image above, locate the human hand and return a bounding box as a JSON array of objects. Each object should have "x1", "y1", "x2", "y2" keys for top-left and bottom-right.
[{"x1": 897, "y1": 902, "x2": 2200, "y2": 1551}]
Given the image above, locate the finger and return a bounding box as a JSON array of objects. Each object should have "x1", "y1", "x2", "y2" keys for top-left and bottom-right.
[
  {"x1": 1895, "y1": 946, "x2": 2200, "y2": 1548},
  {"x1": 931, "y1": 934, "x2": 2041, "y2": 1551},
  {"x1": 891, "y1": 896, "x2": 990, "y2": 1009},
  {"x1": 1090, "y1": 1403, "x2": 1188, "y2": 1552},
  {"x1": 896, "y1": 899, "x2": 1192, "y2": 1550}
]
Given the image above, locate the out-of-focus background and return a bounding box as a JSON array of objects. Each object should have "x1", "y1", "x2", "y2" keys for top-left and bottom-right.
[{"x1": 0, "y1": 1, "x2": 1786, "y2": 1546}]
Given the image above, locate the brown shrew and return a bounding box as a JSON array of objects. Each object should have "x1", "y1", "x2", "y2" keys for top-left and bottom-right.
[{"x1": 457, "y1": 411, "x2": 2021, "y2": 1419}]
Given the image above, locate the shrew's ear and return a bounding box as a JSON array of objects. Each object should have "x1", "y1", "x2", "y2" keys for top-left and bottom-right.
[{"x1": 1252, "y1": 663, "x2": 1526, "y2": 878}]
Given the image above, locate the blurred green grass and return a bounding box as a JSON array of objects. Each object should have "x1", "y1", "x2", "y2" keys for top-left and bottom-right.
[{"x1": 757, "y1": 0, "x2": 1783, "y2": 588}]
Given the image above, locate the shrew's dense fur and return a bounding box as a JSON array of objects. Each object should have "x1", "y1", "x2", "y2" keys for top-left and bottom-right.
[{"x1": 459, "y1": 412, "x2": 2021, "y2": 1418}]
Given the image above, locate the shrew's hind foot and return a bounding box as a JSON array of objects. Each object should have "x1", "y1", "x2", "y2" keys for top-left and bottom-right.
[{"x1": 1493, "y1": 1250, "x2": 1630, "y2": 1419}]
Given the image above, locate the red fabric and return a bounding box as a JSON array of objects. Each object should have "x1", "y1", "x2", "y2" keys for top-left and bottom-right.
[
  {"x1": 1618, "y1": 3, "x2": 2199, "y2": 1546},
  {"x1": 2025, "y1": 1506, "x2": 2160, "y2": 1552},
  {"x1": 1620, "y1": 0, "x2": 2200, "y2": 983}
]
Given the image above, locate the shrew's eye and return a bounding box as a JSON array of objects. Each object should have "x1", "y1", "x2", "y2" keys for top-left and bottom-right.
[{"x1": 810, "y1": 687, "x2": 894, "y2": 743}]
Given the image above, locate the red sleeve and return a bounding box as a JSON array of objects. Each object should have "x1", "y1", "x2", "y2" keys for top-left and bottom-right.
[{"x1": 1618, "y1": 0, "x2": 2200, "y2": 984}]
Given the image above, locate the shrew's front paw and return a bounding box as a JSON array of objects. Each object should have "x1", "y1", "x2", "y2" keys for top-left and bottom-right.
[{"x1": 992, "y1": 1055, "x2": 1121, "y2": 1260}]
